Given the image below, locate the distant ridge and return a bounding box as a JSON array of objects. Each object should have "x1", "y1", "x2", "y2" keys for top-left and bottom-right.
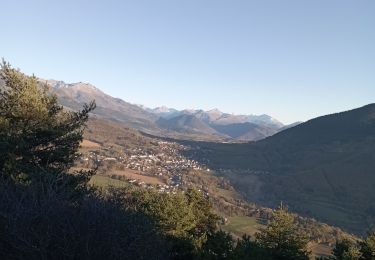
[
  {"x1": 150, "y1": 106, "x2": 284, "y2": 129},
  {"x1": 149, "y1": 106, "x2": 286, "y2": 140},
  {"x1": 156, "y1": 114, "x2": 219, "y2": 135},
  {"x1": 211, "y1": 122, "x2": 278, "y2": 141},
  {"x1": 43, "y1": 79, "x2": 290, "y2": 141}
]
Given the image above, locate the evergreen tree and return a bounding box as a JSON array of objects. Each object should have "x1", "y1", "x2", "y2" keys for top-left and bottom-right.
[
  {"x1": 343, "y1": 246, "x2": 361, "y2": 260},
  {"x1": 115, "y1": 186, "x2": 220, "y2": 259},
  {"x1": 200, "y1": 230, "x2": 234, "y2": 259},
  {"x1": 0, "y1": 60, "x2": 95, "y2": 190},
  {"x1": 185, "y1": 188, "x2": 220, "y2": 246},
  {"x1": 256, "y1": 206, "x2": 310, "y2": 260},
  {"x1": 233, "y1": 234, "x2": 271, "y2": 260},
  {"x1": 360, "y1": 230, "x2": 375, "y2": 260},
  {"x1": 332, "y1": 239, "x2": 361, "y2": 260}
]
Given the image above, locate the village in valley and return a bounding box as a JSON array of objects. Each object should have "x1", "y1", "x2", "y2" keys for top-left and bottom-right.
[
  {"x1": 78, "y1": 139, "x2": 211, "y2": 194},
  {"x1": 76, "y1": 131, "x2": 350, "y2": 250}
]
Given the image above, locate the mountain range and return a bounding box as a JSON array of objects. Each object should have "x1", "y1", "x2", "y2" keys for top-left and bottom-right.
[{"x1": 46, "y1": 80, "x2": 294, "y2": 141}]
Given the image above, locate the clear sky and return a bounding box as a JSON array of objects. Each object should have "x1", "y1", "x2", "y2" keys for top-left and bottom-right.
[{"x1": 1, "y1": 0, "x2": 374, "y2": 124}]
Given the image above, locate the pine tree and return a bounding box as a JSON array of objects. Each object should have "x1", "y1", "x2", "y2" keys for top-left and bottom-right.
[
  {"x1": 0, "y1": 60, "x2": 95, "y2": 190},
  {"x1": 331, "y1": 239, "x2": 362, "y2": 260},
  {"x1": 200, "y1": 230, "x2": 234, "y2": 259},
  {"x1": 255, "y1": 205, "x2": 310, "y2": 260},
  {"x1": 360, "y1": 230, "x2": 375, "y2": 260},
  {"x1": 233, "y1": 235, "x2": 271, "y2": 260}
]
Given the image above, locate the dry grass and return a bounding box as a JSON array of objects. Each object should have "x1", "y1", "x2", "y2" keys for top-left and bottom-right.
[
  {"x1": 309, "y1": 243, "x2": 332, "y2": 258},
  {"x1": 220, "y1": 216, "x2": 264, "y2": 238},
  {"x1": 109, "y1": 169, "x2": 165, "y2": 185},
  {"x1": 81, "y1": 139, "x2": 101, "y2": 148}
]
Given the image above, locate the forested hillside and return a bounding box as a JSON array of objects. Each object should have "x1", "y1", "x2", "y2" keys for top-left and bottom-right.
[{"x1": 183, "y1": 104, "x2": 375, "y2": 235}]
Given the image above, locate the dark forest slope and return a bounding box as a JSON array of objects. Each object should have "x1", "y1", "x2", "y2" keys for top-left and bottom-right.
[{"x1": 184, "y1": 104, "x2": 375, "y2": 235}]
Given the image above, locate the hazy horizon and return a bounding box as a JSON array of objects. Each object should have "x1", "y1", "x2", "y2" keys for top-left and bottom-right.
[{"x1": 1, "y1": 0, "x2": 374, "y2": 124}]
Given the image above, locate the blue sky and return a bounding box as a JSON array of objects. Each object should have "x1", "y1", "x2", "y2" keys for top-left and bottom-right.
[{"x1": 1, "y1": 0, "x2": 374, "y2": 124}]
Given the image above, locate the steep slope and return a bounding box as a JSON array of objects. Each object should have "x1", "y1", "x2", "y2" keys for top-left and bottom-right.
[
  {"x1": 278, "y1": 121, "x2": 302, "y2": 131},
  {"x1": 47, "y1": 80, "x2": 159, "y2": 131},
  {"x1": 245, "y1": 114, "x2": 284, "y2": 129},
  {"x1": 156, "y1": 114, "x2": 220, "y2": 135},
  {"x1": 211, "y1": 122, "x2": 278, "y2": 141},
  {"x1": 151, "y1": 106, "x2": 181, "y2": 119},
  {"x1": 193, "y1": 109, "x2": 225, "y2": 123},
  {"x1": 184, "y1": 104, "x2": 375, "y2": 235}
]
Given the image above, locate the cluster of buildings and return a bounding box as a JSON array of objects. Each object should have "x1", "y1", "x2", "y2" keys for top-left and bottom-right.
[
  {"x1": 123, "y1": 146, "x2": 203, "y2": 174},
  {"x1": 79, "y1": 140, "x2": 210, "y2": 193}
]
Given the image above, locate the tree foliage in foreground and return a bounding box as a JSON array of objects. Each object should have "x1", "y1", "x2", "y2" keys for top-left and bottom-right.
[
  {"x1": 0, "y1": 60, "x2": 95, "y2": 189},
  {"x1": 256, "y1": 206, "x2": 310, "y2": 260},
  {"x1": 324, "y1": 231, "x2": 375, "y2": 260},
  {"x1": 111, "y1": 186, "x2": 220, "y2": 259},
  {"x1": 0, "y1": 183, "x2": 168, "y2": 260}
]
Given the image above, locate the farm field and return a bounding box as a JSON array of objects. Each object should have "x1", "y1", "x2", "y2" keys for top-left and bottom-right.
[
  {"x1": 220, "y1": 216, "x2": 265, "y2": 238},
  {"x1": 110, "y1": 169, "x2": 165, "y2": 185},
  {"x1": 89, "y1": 175, "x2": 129, "y2": 188}
]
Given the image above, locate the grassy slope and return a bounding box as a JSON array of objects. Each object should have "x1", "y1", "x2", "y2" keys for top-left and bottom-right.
[{"x1": 220, "y1": 216, "x2": 264, "y2": 237}]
